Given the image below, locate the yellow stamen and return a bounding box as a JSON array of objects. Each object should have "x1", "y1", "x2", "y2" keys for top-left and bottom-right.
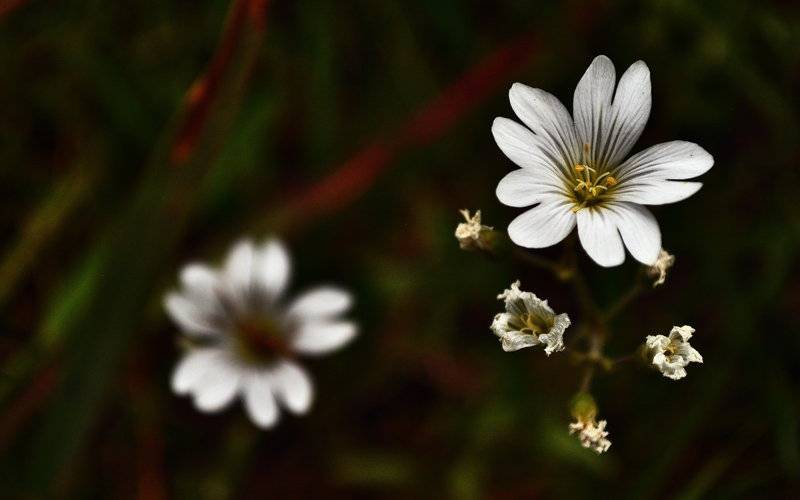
[{"x1": 569, "y1": 162, "x2": 616, "y2": 210}]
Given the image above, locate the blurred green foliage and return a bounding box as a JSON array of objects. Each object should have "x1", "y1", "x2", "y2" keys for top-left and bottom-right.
[{"x1": 1, "y1": 0, "x2": 799, "y2": 498}]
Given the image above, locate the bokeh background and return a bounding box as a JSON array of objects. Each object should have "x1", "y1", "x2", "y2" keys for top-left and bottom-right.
[{"x1": 1, "y1": 0, "x2": 799, "y2": 498}]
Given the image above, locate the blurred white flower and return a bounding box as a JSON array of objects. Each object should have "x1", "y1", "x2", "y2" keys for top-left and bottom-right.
[
  {"x1": 569, "y1": 417, "x2": 612, "y2": 454},
  {"x1": 647, "y1": 249, "x2": 675, "y2": 287},
  {"x1": 490, "y1": 280, "x2": 570, "y2": 355},
  {"x1": 165, "y1": 238, "x2": 357, "y2": 429},
  {"x1": 645, "y1": 325, "x2": 702, "y2": 380},
  {"x1": 493, "y1": 55, "x2": 714, "y2": 267},
  {"x1": 455, "y1": 209, "x2": 493, "y2": 251}
]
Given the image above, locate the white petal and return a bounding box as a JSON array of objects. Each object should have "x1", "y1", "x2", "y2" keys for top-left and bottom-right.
[
  {"x1": 685, "y1": 347, "x2": 703, "y2": 364},
  {"x1": 291, "y1": 321, "x2": 358, "y2": 355},
  {"x1": 288, "y1": 287, "x2": 353, "y2": 320},
  {"x1": 600, "y1": 60, "x2": 651, "y2": 167},
  {"x1": 614, "y1": 141, "x2": 714, "y2": 182},
  {"x1": 607, "y1": 202, "x2": 661, "y2": 265},
  {"x1": 192, "y1": 353, "x2": 242, "y2": 412},
  {"x1": 253, "y1": 239, "x2": 291, "y2": 301},
  {"x1": 164, "y1": 293, "x2": 221, "y2": 337},
  {"x1": 181, "y1": 264, "x2": 220, "y2": 299},
  {"x1": 614, "y1": 180, "x2": 703, "y2": 205},
  {"x1": 498, "y1": 331, "x2": 539, "y2": 352},
  {"x1": 577, "y1": 208, "x2": 625, "y2": 267},
  {"x1": 171, "y1": 348, "x2": 225, "y2": 395},
  {"x1": 223, "y1": 240, "x2": 256, "y2": 311},
  {"x1": 573, "y1": 55, "x2": 616, "y2": 166},
  {"x1": 179, "y1": 264, "x2": 228, "y2": 320},
  {"x1": 496, "y1": 169, "x2": 565, "y2": 207},
  {"x1": 652, "y1": 352, "x2": 667, "y2": 366},
  {"x1": 507, "y1": 200, "x2": 576, "y2": 249},
  {"x1": 509, "y1": 83, "x2": 581, "y2": 167},
  {"x1": 491, "y1": 117, "x2": 569, "y2": 182},
  {"x1": 243, "y1": 371, "x2": 279, "y2": 429},
  {"x1": 271, "y1": 361, "x2": 313, "y2": 415}
]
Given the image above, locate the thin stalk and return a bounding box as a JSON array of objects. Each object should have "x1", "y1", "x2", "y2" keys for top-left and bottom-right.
[
  {"x1": 569, "y1": 266, "x2": 603, "y2": 322},
  {"x1": 603, "y1": 270, "x2": 647, "y2": 322},
  {"x1": 512, "y1": 248, "x2": 561, "y2": 275},
  {"x1": 578, "y1": 364, "x2": 595, "y2": 393},
  {"x1": 611, "y1": 354, "x2": 637, "y2": 365}
]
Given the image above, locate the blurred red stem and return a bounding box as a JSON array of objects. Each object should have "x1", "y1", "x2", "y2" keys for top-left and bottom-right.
[
  {"x1": 128, "y1": 365, "x2": 166, "y2": 500},
  {"x1": 280, "y1": 33, "x2": 540, "y2": 226},
  {"x1": 0, "y1": 0, "x2": 28, "y2": 19},
  {"x1": 0, "y1": 364, "x2": 58, "y2": 452},
  {"x1": 170, "y1": 0, "x2": 270, "y2": 166}
]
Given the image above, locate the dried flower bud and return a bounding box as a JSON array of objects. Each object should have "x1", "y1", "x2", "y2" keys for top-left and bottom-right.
[
  {"x1": 647, "y1": 249, "x2": 675, "y2": 287},
  {"x1": 455, "y1": 209, "x2": 496, "y2": 252}
]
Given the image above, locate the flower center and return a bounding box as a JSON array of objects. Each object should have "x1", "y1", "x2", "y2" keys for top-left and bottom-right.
[
  {"x1": 570, "y1": 164, "x2": 617, "y2": 212},
  {"x1": 663, "y1": 343, "x2": 679, "y2": 360},
  {"x1": 519, "y1": 312, "x2": 553, "y2": 336},
  {"x1": 233, "y1": 315, "x2": 290, "y2": 364}
]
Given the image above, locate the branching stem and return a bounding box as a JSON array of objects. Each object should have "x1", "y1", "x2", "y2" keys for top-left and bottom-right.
[{"x1": 513, "y1": 238, "x2": 647, "y2": 400}]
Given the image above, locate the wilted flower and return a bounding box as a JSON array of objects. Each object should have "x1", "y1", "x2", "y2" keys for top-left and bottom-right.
[
  {"x1": 165, "y1": 238, "x2": 357, "y2": 429},
  {"x1": 455, "y1": 209, "x2": 495, "y2": 252},
  {"x1": 569, "y1": 392, "x2": 611, "y2": 454},
  {"x1": 490, "y1": 280, "x2": 570, "y2": 355},
  {"x1": 647, "y1": 249, "x2": 675, "y2": 287},
  {"x1": 645, "y1": 325, "x2": 702, "y2": 380},
  {"x1": 569, "y1": 418, "x2": 612, "y2": 454},
  {"x1": 492, "y1": 55, "x2": 714, "y2": 267}
]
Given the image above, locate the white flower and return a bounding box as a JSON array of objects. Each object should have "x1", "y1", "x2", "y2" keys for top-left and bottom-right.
[
  {"x1": 569, "y1": 418, "x2": 612, "y2": 454},
  {"x1": 492, "y1": 55, "x2": 714, "y2": 267},
  {"x1": 647, "y1": 248, "x2": 675, "y2": 287},
  {"x1": 490, "y1": 280, "x2": 570, "y2": 355},
  {"x1": 645, "y1": 325, "x2": 702, "y2": 380},
  {"x1": 165, "y1": 238, "x2": 357, "y2": 429},
  {"x1": 455, "y1": 209, "x2": 493, "y2": 251}
]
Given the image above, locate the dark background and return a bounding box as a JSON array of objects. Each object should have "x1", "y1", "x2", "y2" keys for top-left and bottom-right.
[{"x1": 1, "y1": 0, "x2": 799, "y2": 498}]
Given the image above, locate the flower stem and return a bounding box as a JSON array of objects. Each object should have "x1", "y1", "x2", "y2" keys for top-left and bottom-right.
[
  {"x1": 578, "y1": 364, "x2": 595, "y2": 393},
  {"x1": 611, "y1": 354, "x2": 637, "y2": 365},
  {"x1": 603, "y1": 270, "x2": 646, "y2": 322},
  {"x1": 512, "y1": 248, "x2": 561, "y2": 274},
  {"x1": 568, "y1": 266, "x2": 603, "y2": 321}
]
